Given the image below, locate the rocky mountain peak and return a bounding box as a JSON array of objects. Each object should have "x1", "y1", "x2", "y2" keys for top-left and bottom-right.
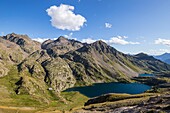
[
  {"x1": 55, "y1": 36, "x2": 68, "y2": 43},
  {"x1": 87, "y1": 40, "x2": 117, "y2": 54},
  {"x1": 91, "y1": 40, "x2": 107, "y2": 47},
  {"x1": 42, "y1": 36, "x2": 84, "y2": 56}
]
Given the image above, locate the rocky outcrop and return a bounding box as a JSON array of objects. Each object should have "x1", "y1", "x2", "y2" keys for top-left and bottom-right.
[
  {"x1": 18, "y1": 50, "x2": 76, "y2": 92},
  {"x1": 42, "y1": 57, "x2": 76, "y2": 92},
  {"x1": 122, "y1": 94, "x2": 170, "y2": 113},
  {"x1": 75, "y1": 92, "x2": 170, "y2": 113},
  {"x1": 17, "y1": 50, "x2": 50, "y2": 78},
  {"x1": 16, "y1": 50, "x2": 50, "y2": 95}
]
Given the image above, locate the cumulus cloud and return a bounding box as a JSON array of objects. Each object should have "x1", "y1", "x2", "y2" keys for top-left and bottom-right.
[
  {"x1": 105, "y1": 23, "x2": 112, "y2": 28},
  {"x1": 82, "y1": 38, "x2": 96, "y2": 44},
  {"x1": 46, "y1": 4, "x2": 87, "y2": 31},
  {"x1": 155, "y1": 38, "x2": 170, "y2": 46},
  {"x1": 81, "y1": 36, "x2": 140, "y2": 45}
]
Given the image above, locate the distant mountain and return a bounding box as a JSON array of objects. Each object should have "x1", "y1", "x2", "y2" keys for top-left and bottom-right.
[
  {"x1": 154, "y1": 53, "x2": 170, "y2": 64},
  {"x1": 130, "y1": 53, "x2": 170, "y2": 72},
  {"x1": 164, "y1": 59, "x2": 170, "y2": 64}
]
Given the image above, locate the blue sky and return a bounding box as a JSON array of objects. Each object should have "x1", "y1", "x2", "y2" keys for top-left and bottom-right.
[{"x1": 0, "y1": 0, "x2": 170, "y2": 55}]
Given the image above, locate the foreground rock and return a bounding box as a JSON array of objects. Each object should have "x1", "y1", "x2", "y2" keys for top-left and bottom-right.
[
  {"x1": 74, "y1": 92, "x2": 170, "y2": 113},
  {"x1": 121, "y1": 93, "x2": 170, "y2": 113}
]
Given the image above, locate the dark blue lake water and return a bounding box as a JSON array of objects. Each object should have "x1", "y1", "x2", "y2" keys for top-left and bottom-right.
[
  {"x1": 64, "y1": 82, "x2": 151, "y2": 98},
  {"x1": 139, "y1": 74, "x2": 154, "y2": 77}
]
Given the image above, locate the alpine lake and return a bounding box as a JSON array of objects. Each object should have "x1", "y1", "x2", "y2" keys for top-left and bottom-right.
[{"x1": 64, "y1": 74, "x2": 153, "y2": 98}]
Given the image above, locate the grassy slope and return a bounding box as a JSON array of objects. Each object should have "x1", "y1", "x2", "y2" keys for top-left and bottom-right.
[
  {"x1": 0, "y1": 66, "x2": 88, "y2": 112},
  {"x1": 0, "y1": 66, "x2": 41, "y2": 107}
]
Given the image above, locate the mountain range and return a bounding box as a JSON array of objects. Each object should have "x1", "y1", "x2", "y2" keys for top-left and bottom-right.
[{"x1": 0, "y1": 33, "x2": 170, "y2": 110}]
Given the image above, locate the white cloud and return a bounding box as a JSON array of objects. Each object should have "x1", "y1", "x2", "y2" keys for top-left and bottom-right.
[
  {"x1": 46, "y1": 4, "x2": 87, "y2": 31},
  {"x1": 82, "y1": 38, "x2": 96, "y2": 44},
  {"x1": 105, "y1": 23, "x2": 112, "y2": 28},
  {"x1": 64, "y1": 32, "x2": 77, "y2": 40},
  {"x1": 107, "y1": 36, "x2": 129, "y2": 45},
  {"x1": 33, "y1": 32, "x2": 78, "y2": 43},
  {"x1": 32, "y1": 38, "x2": 49, "y2": 43},
  {"x1": 64, "y1": 32, "x2": 73, "y2": 38},
  {"x1": 81, "y1": 36, "x2": 140, "y2": 45},
  {"x1": 155, "y1": 38, "x2": 170, "y2": 46},
  {"x1": 159, "y1": 49, "x2": 170, "y2": 52},
  {"x1": 106, "y1": 36, "x2": 140, "y2": 45},
  {"x1": 149, "y1": 49, "x2": 170, "y2": 55}
]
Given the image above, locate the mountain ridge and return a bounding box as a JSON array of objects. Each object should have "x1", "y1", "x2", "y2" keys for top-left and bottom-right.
[{"x1": 0, "y1": 33, "x2": 170, "y2": 110}]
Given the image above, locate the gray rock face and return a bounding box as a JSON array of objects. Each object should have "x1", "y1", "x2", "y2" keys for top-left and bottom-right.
[
  {"x1": 16, "y1": 50, "x2": 50, "y2": 95},
  {"x1": 18, "y1": 50, "x2": 49, "y2": 78},
  {"x1": 42, "y1": 57, "x2": 76, "y2": 92},
  {"x1": 18, "y1": 50, "x2": 76, "y2": 92}
]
